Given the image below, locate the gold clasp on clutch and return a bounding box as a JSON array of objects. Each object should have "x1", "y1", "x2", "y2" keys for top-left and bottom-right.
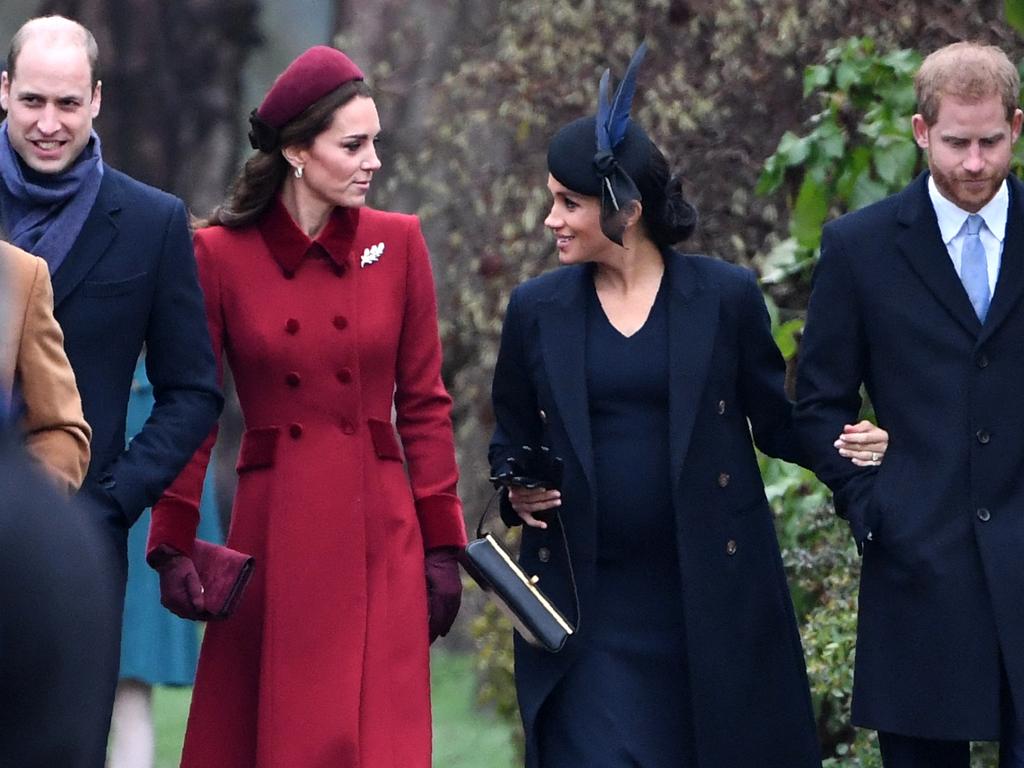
[{"x1": 529, "y1": 575, "x2": 540, "y2": 585}]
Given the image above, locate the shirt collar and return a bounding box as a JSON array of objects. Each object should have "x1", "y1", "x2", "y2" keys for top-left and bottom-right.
[
  {"x1": 258, "y1": 196, "x2": 358, "y2": 276},
  {"x1": 928, "y1": 174, "x2": 1009, "y2": 245}
]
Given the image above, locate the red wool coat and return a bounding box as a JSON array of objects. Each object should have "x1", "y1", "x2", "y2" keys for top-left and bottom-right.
[{"x1": 149, "y1": 199, "x2": 466, "y2": 768}]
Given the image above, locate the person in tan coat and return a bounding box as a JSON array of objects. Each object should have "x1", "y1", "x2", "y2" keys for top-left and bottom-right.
[{"x1": 0, "y1": 240, "x2": 90, "y2": 491}]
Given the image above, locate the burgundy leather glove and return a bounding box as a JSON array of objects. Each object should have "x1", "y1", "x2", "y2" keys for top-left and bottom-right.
[
  {"x1": 425, "y1": 546, "x2": 463, "y2": 643},
  {"x1": 151, "y1": 544, "x2": 207, "y2": 620}
]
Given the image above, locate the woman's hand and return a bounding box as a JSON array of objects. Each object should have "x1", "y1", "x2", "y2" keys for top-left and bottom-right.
[
  {"x1": 834, "y1": 419, "x2": 889, "y2": 467},
  {"x1": 508, "y1": 485, "x2": 561, "y2": 529}
]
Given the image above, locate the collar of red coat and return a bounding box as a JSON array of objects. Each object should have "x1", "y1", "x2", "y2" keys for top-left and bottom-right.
[{"x1": 259, "y1": 196, "x2": 358, "y2": 276}]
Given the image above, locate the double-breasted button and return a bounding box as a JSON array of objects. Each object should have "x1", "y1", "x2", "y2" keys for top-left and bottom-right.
[
  {"x1": 289, "y1": 423, "x2": 303, "y2": 439},
  {"x1": 976, "y1": 353, "x2": 989, "y2": 369},
  {"x1": 285, "y1": 318, "x2": 300, "y2": 334},
  {"x1": 336, "y1": 368, "x2": 353, "y2": 384},
  {"x1": 977, "y1": 508, "x2": 991, "y2": 522},
  {"x1": 718, "y1": 472, "x2": 731, "y2": 488},
  {"x1": 539, "y1": 409, "x2": 548, "y2": 424},
  {"x1": 340, "y1": 419, "x2": 356, "y2": 435},
  {"x1": 976, "y1": 429, "x2": 991, "y2": 445},
  {"x1": 726, "y1": 539, "x2": 738, "y2": 555},
  {"x1": 717, "y1": 400, "x2": 727, "y2": 415},
  {"x1": 285, "y1": 372, "x2": 301, "y2": 387},
  {"x1": 333, "y1": 315, "x2": 349, "y2": 330},
  {"x1": 537, "y1": 547, "x2": 551, "y2": 563}
]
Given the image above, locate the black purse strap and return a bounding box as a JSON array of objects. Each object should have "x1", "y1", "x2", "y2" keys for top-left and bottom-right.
[{"x1": 475, "y1": 488, "x2": 582, "y2": 631}]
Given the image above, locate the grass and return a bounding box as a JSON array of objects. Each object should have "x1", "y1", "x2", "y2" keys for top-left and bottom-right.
[{"x1": 152, "y1": 649, "x2": 516, "y2": 767}]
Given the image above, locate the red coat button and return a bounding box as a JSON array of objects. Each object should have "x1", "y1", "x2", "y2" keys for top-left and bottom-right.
[
  {"x1": 336, "y1": 368, "x2": 352, "y2": 384},
  {"x1": 285, "y1": 318, "x2": 300, "y2": 334},
  {"x1": 333, "y1": 315, "x2": 348, "y2": 330},
  {"x1": 340, "y1": 419, "x2": 356, "y2": 435},
  {"x1": 289, "y1": 423, "x2": 303, "y2": 439},
  {"x1": 285, "y1": 372, "x2": 301, "y2": 387}
]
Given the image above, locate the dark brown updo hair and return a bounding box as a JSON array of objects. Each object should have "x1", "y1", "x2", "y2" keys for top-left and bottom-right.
[{"x1": 199, "y1": 80, "x2": 372, "y2": 230}]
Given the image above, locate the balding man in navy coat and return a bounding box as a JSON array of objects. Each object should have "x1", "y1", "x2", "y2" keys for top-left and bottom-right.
[{"x1": 0, "y1": 17, "x2": 221, "y2": 765}]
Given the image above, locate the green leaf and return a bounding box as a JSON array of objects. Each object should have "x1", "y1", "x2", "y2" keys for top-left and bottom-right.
[
  {"x1": 776, "y1": 130, "x2": 811, "y2": 167},
  {"x1": 803, "y1": 64, "x2": 831, "y2": 97},
  {"x1": 773, "y1": 317, "x2": 805, "y2": 360},
  {"x1": 1007, "y1": 0, "x2": 1024, "y2": 35},
  {"x1": 815, "y1": 121, "x2": 847, "y2": 161},
  {"x1": 849, "y1": 171, "x2": 889, "y2": 210},
  {"x1": 873, "y1": 137, "x2": 918, "y2": 187},
  {"x1": 835, "y1": 61, "x2": 859, "y2": 91},
  {"x1": 756, "y1": 156, "x2": 785, "y2": 195},
  {"x1": 792, "y1": 175, "x2": 829, "y2": 249}
]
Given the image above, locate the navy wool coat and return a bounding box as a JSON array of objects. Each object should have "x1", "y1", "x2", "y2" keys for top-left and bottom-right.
[
  {"x1": 46, "y1": 165, "x2": 221, "y2": 766},
  {"x1": 490, "y1": 250, "x2": 821, "y2": 768},
  {"x1": 796, "y1": 172, "x2": 1024, "y2": 740}
]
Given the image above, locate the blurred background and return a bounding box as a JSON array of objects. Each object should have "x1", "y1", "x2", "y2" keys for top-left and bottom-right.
[{"x1": 3, "y1": 1, "x2": 1024, "y2": 765}]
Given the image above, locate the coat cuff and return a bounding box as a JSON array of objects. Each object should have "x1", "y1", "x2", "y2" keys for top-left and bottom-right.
[
  {"x1": 146, "y1": 493, "x2": 199, "y2": 564},
  {"x1": 416, "y1": 493, "x2": 467, "y2": 550}
]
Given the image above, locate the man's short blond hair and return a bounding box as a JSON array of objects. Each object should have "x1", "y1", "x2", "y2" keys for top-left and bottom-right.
[{"x1": 915, "y1": 41, "x2": 1019, "y2": 125}]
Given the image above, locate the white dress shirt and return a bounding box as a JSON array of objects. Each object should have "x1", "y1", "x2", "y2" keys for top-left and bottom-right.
[{"x1": 928, "y1": 175, "x2": 1007, "y2": 295}]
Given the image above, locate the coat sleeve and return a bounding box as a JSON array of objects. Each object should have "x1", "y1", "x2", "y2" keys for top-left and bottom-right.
[
  {"x1": 16, "y1": 255, "x2": 92, "y2": 492},
  {"x1": 735, "y1": 268, "x2": 805, "y2": 466},
  {"x1": 393, "y1": 219, "x2": 466, "y2": 550},
  {"x1": 101, "y1": 199, "x2": 223, "y2": 524},
  {"x1": 147, "y1": 231, "x2": 225, "y2": 559},
  {"x1": 488, "y1": 287, "x2": 544, "y2": 527},
  {"x1": 794, "y1": 222, "x2": 878, "y2": 544}
]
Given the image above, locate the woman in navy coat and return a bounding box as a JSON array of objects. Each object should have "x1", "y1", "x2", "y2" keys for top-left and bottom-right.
[{"x1": 488, "y1": 47, "x2": 888, "y2": 768}]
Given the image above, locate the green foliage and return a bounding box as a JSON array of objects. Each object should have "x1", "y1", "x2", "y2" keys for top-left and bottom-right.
[
  {"x1": 757, "y1": 38, "x2": 922, "y2": 290},
  {"x1": 1008, "y1": 0, "x2": 1024, "y2": 36}
]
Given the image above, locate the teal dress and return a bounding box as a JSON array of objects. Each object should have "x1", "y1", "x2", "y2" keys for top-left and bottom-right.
[{"x1": 118, "y1": 358, "x2": 223, "y2": 685}]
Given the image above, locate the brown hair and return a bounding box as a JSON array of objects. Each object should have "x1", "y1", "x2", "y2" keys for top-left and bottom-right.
[
  {"x1": 915, "y1": 41, "x2": 1020, "y2": 125},
  {"x1": 7, "y1": 16, "x2": 100, "y2": 89},
  {"x1": 199, "y1": 80, "x2": 372, "y2": 230}
]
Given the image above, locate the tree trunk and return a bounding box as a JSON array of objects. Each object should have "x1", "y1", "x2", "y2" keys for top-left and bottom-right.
[{"x1": 40, "y1": 0, "x2": 262, "y2": 214}]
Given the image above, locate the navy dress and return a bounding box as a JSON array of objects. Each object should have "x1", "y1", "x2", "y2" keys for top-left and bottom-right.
[{"x1": 537, "y1": 279, "x2": 697, "y2": 766}]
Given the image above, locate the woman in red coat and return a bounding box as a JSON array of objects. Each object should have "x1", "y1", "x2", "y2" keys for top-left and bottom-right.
[{"x1": 146, "y1": 47, "x2": 466, "y2": 768}]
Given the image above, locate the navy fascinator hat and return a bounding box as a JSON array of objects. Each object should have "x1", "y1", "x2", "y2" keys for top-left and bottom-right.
[{"x1": 547, "y1": 43, "x2": 652, "y2": 245}]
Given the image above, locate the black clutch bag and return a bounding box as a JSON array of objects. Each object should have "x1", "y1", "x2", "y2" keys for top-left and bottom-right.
[{"x1": 463, "y1": 448, "x2": 578, "y2": 653}]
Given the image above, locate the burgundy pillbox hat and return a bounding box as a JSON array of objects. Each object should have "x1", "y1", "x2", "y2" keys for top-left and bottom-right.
[{"x1": 248, "y1": 45, "x2": 364, "y2": 151}]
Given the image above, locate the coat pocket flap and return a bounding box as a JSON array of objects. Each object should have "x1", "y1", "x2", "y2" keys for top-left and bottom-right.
[
  {"x1": 368, "y1": 418, "x2": 403, "y2": 461},
  {"x1": 236, "y1": 426, "x2": 280, "y2": 473}
]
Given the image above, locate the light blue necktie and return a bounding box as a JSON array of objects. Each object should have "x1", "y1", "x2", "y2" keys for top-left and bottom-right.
[{"x1": 961, "y1": 214, "x2": 991, "y2": 322}]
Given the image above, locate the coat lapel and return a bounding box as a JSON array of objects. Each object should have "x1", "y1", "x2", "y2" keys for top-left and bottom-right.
[
  {"x1": 665, "y1": 252, "x2": 719, "y2": 487},
  {"x1": 51, "y1": 170, "x2": 121, "y2": 309},
  {"x1": 538, "y1": 267, "x2": 596, "y2": 493},
  {"x1": 979, "y1": 174, "x2": 1024, "y2": 344},
  {"x1": 895, "y1": 173, "x2": 982, "y2": 336}
]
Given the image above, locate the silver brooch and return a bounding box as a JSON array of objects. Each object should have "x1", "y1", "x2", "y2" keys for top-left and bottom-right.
[{"x1": 360, "y1": 242, "x2": 385, "y2": 268}]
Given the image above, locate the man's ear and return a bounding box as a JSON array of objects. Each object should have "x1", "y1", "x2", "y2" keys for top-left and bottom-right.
[
  {"x1": 90, "y1": 80, "x2": 102, "y2": 119},
  {"x1": 0, "y1": 71, "x2": 10, "y2": 113},
  {"x1": 911, "y1": 114, "x2": 930, "y2": 150}
]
